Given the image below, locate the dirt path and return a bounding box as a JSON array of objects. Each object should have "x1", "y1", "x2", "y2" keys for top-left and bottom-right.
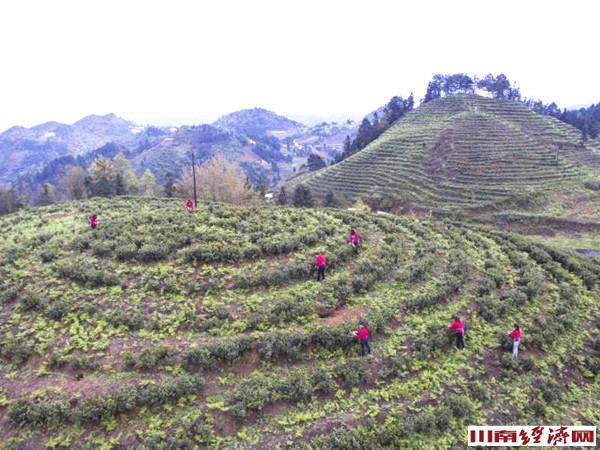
[{"x1": 316, "y1": 306, "x2": 367, "y2": 326}]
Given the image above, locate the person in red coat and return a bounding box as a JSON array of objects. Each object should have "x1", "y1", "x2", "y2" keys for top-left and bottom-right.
[
  {"x1": 509, "y1": 324, "x2": 521, "y2": 357},
  {"x1": 448, "y1": 316, "x2": 465, "y2": 350},
  {"x1": 354, "y1": 322, "x2": 371, "y2": 356},
  {"x1": 315, "y1": 253, "x2": 325, "y2": 281},
  {"x1": 88, "y1": 215, "x2": 99, "y2": 229},
  {"x1": 186, "y1": 199, "x2": 194, "y2": 212},
  {"x1": 349, "y1": 229, "x2": 360, "y2": 255}
]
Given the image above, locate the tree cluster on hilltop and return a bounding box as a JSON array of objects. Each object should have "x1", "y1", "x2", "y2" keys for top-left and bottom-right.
[
  {"x1": 423, "y1": 73, "x2": 521, "y2": 103},
  {"x1": 422, "y1": 73, "x2": 599, "y2": 140}
]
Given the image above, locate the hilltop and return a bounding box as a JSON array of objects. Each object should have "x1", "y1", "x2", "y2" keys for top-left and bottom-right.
[
  {"x1": 0, "y1": 198, "x2": 598, "y2": 447},
  {"x1": 213, "y1": 107, "x2": 306, "y2": 138},
  {"x1": 293, "y1": 94, "x2": 600, "y2": 213}
]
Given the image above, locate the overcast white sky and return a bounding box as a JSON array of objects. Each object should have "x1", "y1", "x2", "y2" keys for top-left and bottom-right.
[{"x1": 0, "y1": 0, "x2": 598, "y2": 131}]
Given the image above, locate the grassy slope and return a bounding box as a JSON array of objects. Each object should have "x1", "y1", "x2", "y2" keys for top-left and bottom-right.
[
  {"x1": 0, "y1": 198, "x2": 599, "y2": 448},
  {"x1": 294, "y1": 94, "x2": 600, "y2": 212}
]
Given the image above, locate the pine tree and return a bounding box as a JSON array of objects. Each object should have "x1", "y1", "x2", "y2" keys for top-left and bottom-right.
[
  {"x1": 113, "y1": 153, "x2": 139, "y2": 195},
  {"x1": 323, "y1": 190, "x2": 339, "y2": 207},
  {"x1": 87, "y1": 158, "x2": 117, "y2": 197},
  {"x1": 62, "y1": 166, "x2": 87, "y2": 200},
  {"x1": 0, "y1": 187, "x2": 24, "y2": 215},
  {"x1": 276, "y1": 186, "x2": 288, "y2": 205},
  {"x1": 37, "y1": 183, "x2": 54, "y2": 206},
  {"x1": 307, "y1": 153, "x2": 326, "y2": 171},
  {"x1": 293, "y1": 184, "x2": 314, "y2": 208},
  {"x1": 258, "y1": 179, "x2": 267, "y2": 197},
  {"x1": 164, "y1": 171, "x2": 176, "y2": 198},
  {"x1": 139, "y1": 169, "x2": 157, "y2": 197}
]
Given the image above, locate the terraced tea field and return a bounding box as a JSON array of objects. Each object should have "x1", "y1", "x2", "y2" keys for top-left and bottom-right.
[
  {"x1": 296, "y1": 94, "x2": 600, "y2": 212},
  {"x1": 0, "y1": 197, "x2": 599, "y2": 448}
]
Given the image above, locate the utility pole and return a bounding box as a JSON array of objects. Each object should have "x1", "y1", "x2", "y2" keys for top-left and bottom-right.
[{"x1": 191, "y1": 151, "x2": 198, "y2": 208}]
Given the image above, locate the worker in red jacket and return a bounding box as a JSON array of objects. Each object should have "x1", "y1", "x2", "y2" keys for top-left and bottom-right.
[
  {"x1": 354, "y1": 322, "x2": 371, "y2": 356},
  {"x1": 448, "y1": 316, "x2": 465, "y2": 350},
  {"x1": 88, "y1": 215, "x2": 99, "y2": 229},
  {"x1": 315, "y1": 253, "x2": 325, "y2": 281},
  {"x1": 186, "y1": 199, "x2": 194, "y2": 212},
  {"x1": 509, "y1": 324, "x2": 521, "y2": 357},
  {"x1": 349, "y1": 229, "x2": 360, "y2": 255}
]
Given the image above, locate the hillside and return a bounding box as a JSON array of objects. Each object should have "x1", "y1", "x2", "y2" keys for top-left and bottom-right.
[
  {"x1": 294, "y1": 94, "x2": 600, "y2": 212},
  {"x1": 213, "y1": 107, "x2": 306, "y2": 138},
  {"x1": 0, "y1": 114, "x2": 141, "y2": 184},
  {"x1": 4, "y1": 109, "x2": 338, "y2": 190},
  {"x1": 0, "y1": 198, "x2": 599, "y2": 447}
]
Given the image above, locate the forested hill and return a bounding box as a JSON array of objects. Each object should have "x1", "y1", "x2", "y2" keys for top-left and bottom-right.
[
  {"x1": 293, "y1": 94, "x2": 600, "y2": 212},
  {"x1": 213, "y1": 107, "x2": 306, "y2": 137},
  {"x1": 0, "y1": 114, "x2": 141, "y2": 184}
]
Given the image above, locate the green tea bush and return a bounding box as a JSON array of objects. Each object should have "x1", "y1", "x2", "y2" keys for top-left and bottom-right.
[
  {"x1": 433, "y1": 406, "x2": 453, "y2": 431},
  {"x1": 123, "y1": 346, "x2": 178, "y2": 371},
  {"x1": 231, "y1": 372, "x2": 273, "y2": 417},
  {"x1": 521, "y1": 267, "x2": 545, "y2": 299},
  {"x1": 334, "y1": 358, "x2": 369, "y2": 386},
  {"x1": 106, "y1": 308, "x2": 144, "y2": 330},
  {"x1": 182, "y1": 242, "x2": 242, "y2": 263},
  {"x1": 8, "y1": 397, "x2": 69, "y2": 427},
  {"x1": 212, "y1": 335, "x2": 253, "y2": 362},
  {"x1": 137, "y1": 243, "x2": 170, "y2": 262},
  {"x1": 412, "y1": 325, "x2": 449, "y2": 357},
  {"x1": 0, "y1": 285, "x2": 19, "y2": 304},
  {"x1": 53, "y1": 260, "x2": 120, "y2": 286},
  {"x1": 531, "y1": 399, "x2": 547, "y2": 418},
  {"x1": 311, "y1": 366, "x2": 336, "y2": 394},
  {"x1": 115, "y1": 242, "x2": 138, "y2": 261},
  {"x1": 0, "y1": 337, "x2": 33, "y2": 364},
  {"x1": 90, "y1": 240, "x2": 115, "y2": 257},
  {"x1": 478, "y1": 295, "x2": 508, "y2": 323},
  {"x1": 45, "y1": 300, "x2": 69, "y2": 320},
  {"x1": 275, "y1": 368, "x2": 313, "y2": 402},
  {"x1": 296, "y1": 425, "x2": 367, "y2": 450},
  {"x1": 19, "y1": 291, "x2": 44, "y2": 312},
  {"x1": 39, "y1": 244, "x2": 60, "y2": 262},
  {"x1": 76, "y1": 393, "x2": 120, "y2": 423},
  {"x1": 312, "y1": 322, "x2": 356, "y2": 351},
  {"x1": 258, "y1": 331, "x2": 309, "y2": 361},
  {"x1": 442, "y1": 395, "x2": 475, "y2": 420},
  {"x1": 182, "y1": 346, "x2": 216, "y2": 371},
  {"x1": 413, "y1": 409, "x2": 436, "y2": 433},
  {"x1": 139, "y1": 374, "x2": 204, "y2": 406}
]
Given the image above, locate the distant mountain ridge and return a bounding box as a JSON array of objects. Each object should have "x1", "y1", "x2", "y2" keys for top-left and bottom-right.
[
  {"x1": 1, "y1": 107, "x2": 358, "y2": 190},
  {"x1": 0, "y1": 114, "x2": 141, "y2": 184}
]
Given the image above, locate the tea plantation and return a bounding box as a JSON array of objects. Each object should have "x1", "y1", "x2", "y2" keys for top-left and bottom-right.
[
  {"x1": 296, "y1": 94, "x2": 600, "y2": 212},
  {"x1": 0, "y1": 197, "x2": 599, "y2": 448}
]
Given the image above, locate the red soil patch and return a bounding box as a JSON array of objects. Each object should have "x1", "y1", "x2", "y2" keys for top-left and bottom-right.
[{"x1": 316, "y1": 306, "x2": 367, "y2": 326}]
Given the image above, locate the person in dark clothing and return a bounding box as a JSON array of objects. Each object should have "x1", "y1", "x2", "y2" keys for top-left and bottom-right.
[
  {"x1": 354, "y1": 322, "x2": 371, "y2": 356},
  {"x1": 349, "y1": 229, "x2": 360, "y2": 255},
  {"x1": 315, "y1": 253, "x2": 325, "y2": 281},
  {"x1": 448, "y1": 316, "x2": 465, "y2": 350}
]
